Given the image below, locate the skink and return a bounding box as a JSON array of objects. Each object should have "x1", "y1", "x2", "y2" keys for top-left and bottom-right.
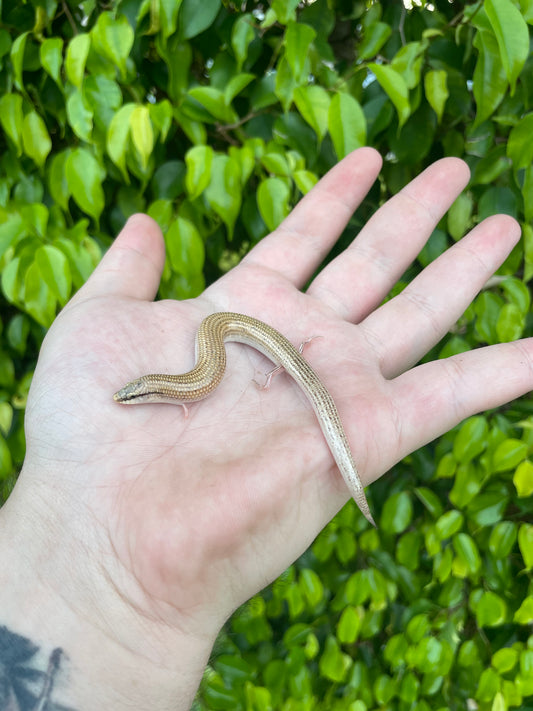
[{"x1": 113, "y1": 312, "x2": 374, "y2": 525}]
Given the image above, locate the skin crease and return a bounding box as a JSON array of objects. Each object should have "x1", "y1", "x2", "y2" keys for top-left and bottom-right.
[{"x1": 0, "y1": 147, "x2": 531, "y2": 710}]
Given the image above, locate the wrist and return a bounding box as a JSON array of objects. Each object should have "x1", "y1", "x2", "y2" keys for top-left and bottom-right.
[{"x1": 0, "y1": 478, "x2": 216, "y2": 711}]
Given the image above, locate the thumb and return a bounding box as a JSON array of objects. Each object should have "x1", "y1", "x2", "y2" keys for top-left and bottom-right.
[{"x1": 73, "y1": 214, "x2": 166, "y2": 303}]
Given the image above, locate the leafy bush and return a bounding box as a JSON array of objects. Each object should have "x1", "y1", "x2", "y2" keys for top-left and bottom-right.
[{"x1": 0, "y1": 0, "x2": 532, "y2": 709}]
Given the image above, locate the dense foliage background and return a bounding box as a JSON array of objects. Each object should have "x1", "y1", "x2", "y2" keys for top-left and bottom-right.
[{"x1": 0, "y1": 0, "x2": 532, "y2": 708}]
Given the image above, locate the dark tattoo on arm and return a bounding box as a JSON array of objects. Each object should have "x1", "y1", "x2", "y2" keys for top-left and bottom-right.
[{"x1": 0, "y1": 626, "x2": 76, "y2": 711}]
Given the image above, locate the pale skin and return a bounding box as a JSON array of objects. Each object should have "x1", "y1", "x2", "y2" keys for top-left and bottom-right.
[{"x1": 0, "y1": 147, "x2": 531, "y2": 709}]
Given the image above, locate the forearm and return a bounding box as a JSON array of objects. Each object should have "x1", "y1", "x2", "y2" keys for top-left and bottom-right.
[{"x1": 0, "y1": 486, "x2": 215, "y2": 711}]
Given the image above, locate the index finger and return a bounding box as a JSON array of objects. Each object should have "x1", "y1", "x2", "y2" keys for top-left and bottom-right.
[{"x1": 242, "y1": 148, "x2": 383, "y2": 287}]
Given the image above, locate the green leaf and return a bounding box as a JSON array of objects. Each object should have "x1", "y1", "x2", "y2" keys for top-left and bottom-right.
[
  {"x1": 518, "y1": 523, "x2": 533, "y2": 569},
  {"x1": 129, "y1": 105, "x2": 154, "y2": 170},
  {"x1": 436, "y1": 510, "x2": 464, "y2": 540},
  {"x1": 328, "y1": 92, "x2": 366, "y2": 160},
  {"x1": 24, "y1": 261, "x2": 57, "y2": 327},
  {"x1": 496, "y1": 303, "x2": 525, "y2": 341},
  {"x1": 10, "y1": 31, "x2": 29, "y2": 91},
  {"x1": 22, "y1": 112, "x2": 52, "y2": 168},
  {"x1": 165, "y1": 217, "x2": 205, "y2": 278},
  {"x1": 271, "y1": 0, "x2": 300, "y2": 25},
  {"x1": 319, "y1": 636, "x2": 352, "y2": 683},
  {"x1": 188, "y1": 87, "x2": 235, "y2": 123},
  {"x1": 492, "y1": 647, "x2": 518, "y2": 674},
  {"x1": 34, "y1": 245, "x2": 72, "y2": 306},
  {"x1": 507, "y1": 113, "x2": 533, "y2": 171},
  {"x1": 257, "y1": 177, "x2": 290, "y2": 231},
  {"x1": 489, "y1": 521, "x2": 517, "y2": 558},
  {"x1": 424, "y1": 69, "x2": 449, "y2": 122},
  {"x1": 48, "y1": 150, "x2": 71, "y2": 211},
  {"x1": 180, "y1": 0, "x2": 221, "y2": 39},
  {"x1": 284, "y1": 22, "x2": 316, "y2": 81},
  {"x1": 106, "y1": 103, "x2": 136, "y2": 181},
  {"x1": 65, "y1": 148, "x2": 105, "y2": 222},
  {"x1": 204, "y1": 154, "x2": 242, "y2": 238},
  {"x1": 159, "y1": 0, "x2": 183, "y2": 39},
  {"x1": 485, "y1": 0, "x2": 529, "y2": 94},
  {"x1": 224, "y1": 73, "x2": 255, "y2": 105},
  {"x1": 294, "y1": 85, "x2": 330, "y2": 140},
  {"x1": 293, "y1": 170, "x2": 318, "y2": 194},
  {"x1": 414, "y1": 487, "x2": 444, "y2": 518},
  {"x1": 453, "y1": 416, "x2": 488, "y2": 464},
  {"x1": 0, "y1": 94, "x2": 24, "y2": 154},
  {"x1": 474, "y1": 590, "x2": 508, "y2": 627},
  {"x1": 380, "y1": 491, "x2": 413, "y2": 534},
  {"x1": 0, "y1": 434, "x2": 12, "y2": 480},
  {"x1": 65, "y1": 34, "x2": 91, "y2": 88},
  {"x1": 472, "y1": 28, "x2": 508, "y2": 124},
  {"x1": 513, "y1": 459, "x2": 533, "y2": 498},
  {"x1": 91, "y1": 12, "x2": 134, "y2": 77},
  {"x1": 299, "y1": 569, "x2": 324, "y2": 608},
  {"x1": 231, "y1": 14, "x2": 255, "y2": 70},
  {"x1": 66, "y1": 89, "x2": 93, "y2": 142},
  {"x1": 492, "y1": 438, "x2": 528, "y2": 472},
  {"x1": 358, "y1": 21, "x2": 392, "y2": 60},
  {"x1": 514, "y1": 596, "x2": 533, "y2": 624},
  {"x1": 448, "y1": 192, "x2": 473, "y2": 241},
  {"x1": 453, "y1": 532, "x2": 481, "y2": 576},
  {"x1": 368, "y1": 63, "x2": 410, "y2": 128},
  {"x1": 40, "y1": 37, "x2": 64, "y2": 86},
  {"x1": 185, "y1": 145, "x2": 214, "y2": 199}
]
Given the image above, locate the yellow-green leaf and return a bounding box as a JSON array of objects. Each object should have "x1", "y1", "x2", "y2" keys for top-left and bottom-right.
[
  {"x1": 22, "y1": 112, "x2": 52, "y2": 167},
  {"x1": 130, "y1": 105, "x2": 154, "y2": 170}
]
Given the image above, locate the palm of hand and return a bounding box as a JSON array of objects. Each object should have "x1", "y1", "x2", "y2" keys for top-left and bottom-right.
[{"x1": 17, "y1": 149, "x2": 524, "y2": 640}]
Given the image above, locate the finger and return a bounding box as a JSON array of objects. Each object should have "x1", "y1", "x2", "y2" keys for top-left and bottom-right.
[
  {"x1": 308, "y1": 158, "x2": 471, "y2": 322},
  {"x1": 388, "y1": 339, "x2": 533, "y2": 465},
  {"x1": 72, "y1": 214, "x2": 166, "y2": 303},
  {"x1": 364, "y1": 214, "x2": 521, "y2": 378},
  {"x1": 242, "y1": 147, "x2": 383, "y2": 287}
]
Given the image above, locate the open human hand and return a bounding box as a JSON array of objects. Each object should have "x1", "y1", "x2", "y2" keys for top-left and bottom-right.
[{"x1": 2, "y1": 147, "x2": 529, "y2": 709}]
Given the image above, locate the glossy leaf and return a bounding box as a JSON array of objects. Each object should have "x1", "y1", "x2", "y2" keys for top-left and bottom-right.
[
  {"x1": 34, "y1": 245, "x2": 72, "y2": 306},
  {"x1": 180, "y1": 0, "x2": 221, "y2": 39},
  {"x1": 328, "y1": 92, "x2": 366, "y2": 160},
  {"x1": 294, "y1": 85, "x2": 330, "y2": 140},
  {"x1": 453, "y1": 416, "x2": 488, "y2": 464},
  {"x1": 257, "y1": 178, "x2": 290, "y2": 231},
  {"x1": 284, "y1": 22, "x2": 316, "y2": 81},
  {"x1": 507, "y1": 113, "x2": 533, "y2": 171},
  {"x1": 368, "y1": 63, "x2": 410, "y2": 128},
  {"x1": 205, "y1": 155, "x2": 242, "y2": 237},
  {"x1": 106, "y1": 104, "x2": 136, "y2": 181},
  {"x1": 130, "y1": 105, "x2": 154, "y2": 170},
  {"x1": 40, "y1": 37, "x2": 63, "y2": 85},
  {"x1": 65, "y1": 34, "x2": 91, "y2": 88},
  {"x1": 474, "y1": 590, "x2": 508, "y2": 627},
  {"x1": 65, "y1": 148, "x2": 105, "y2": 221},
  {"x1": 231, "y1": 14, "x2": 255, "y2": 70},
  {"x1": 165, "y1": 217, "x2": 205, "y2": 279},
  {"x1": 185, "y1": 145, "x2": 214, "y2": 199},
  {"x1": 0, "y1": 94, "x2": 24, "y2": 154},
  {"x1": 22, "y1": 112, "x2": 52, "y2": 168},
  {"x1": 91, "y1": 12, "x2": 134, "y2": 77},
  {"x1": 518, "y1": 524, "x2": 533, "y2": 569},
  {"x1": 359, "y1": 21, "x2": 392, "y2": 60},
  {"x1": 472, "y1": 27, "x2": 508, "y2": 125},
  {"x1": 380, "y1": 491, "x2": 413, "y2": 534},
  {"x1": 424, "y1": 69, "x2": 448, "y2": 122},
  {"x1": 489, "y1": 521, "x2": 517, "y2": 558},
  {"x1": 485, "y1": 0, "x2": 529, "y2": 93},
  {"x1": 492, "y1": 438, "x2": 528, "y2": 472},
  {"x1": 513, "y1": 459, "x2": 533, "y2": 497}
]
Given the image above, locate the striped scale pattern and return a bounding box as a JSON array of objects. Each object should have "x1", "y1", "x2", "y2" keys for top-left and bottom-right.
[{"x1": 114, "y1": 312, "x2": 374, "y2": 525}]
